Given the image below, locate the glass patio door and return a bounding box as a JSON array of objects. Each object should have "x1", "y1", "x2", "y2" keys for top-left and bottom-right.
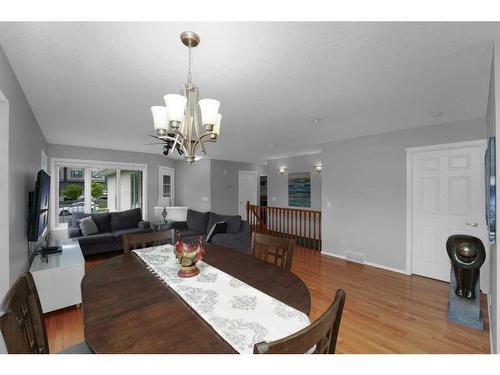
[{"x1": 53, "y1": 161, "x2": 146, "y2": 229}]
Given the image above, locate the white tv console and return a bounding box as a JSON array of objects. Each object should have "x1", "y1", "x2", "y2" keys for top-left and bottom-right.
[{"x1": 29, "y1": 238, "x2": 85, "y2": 313}]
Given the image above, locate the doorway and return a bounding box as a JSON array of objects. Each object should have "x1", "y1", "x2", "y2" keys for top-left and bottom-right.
[
  {"x1": 159, "y1": 166, "x2": 175, "y2": 206},
  {"x1": 259, "y1": 175, "x2": 267, "y2": 206},
  {"x1": 407, "y1": 140, "x2": 489, "y2": 292},
  {"x1": 238, "y1": 170, "x2": 258, "y2": 220}
]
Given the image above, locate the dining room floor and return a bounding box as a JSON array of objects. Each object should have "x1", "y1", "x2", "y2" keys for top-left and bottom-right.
[{"x1": 44, "y1": 246, "x2": 491, "y2": 354}]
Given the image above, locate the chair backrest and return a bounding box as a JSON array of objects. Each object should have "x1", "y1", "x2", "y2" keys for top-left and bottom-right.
[
  {"x1": 123, "y1": 230, "x2": 173, "y2": 253},
  {"x1": 0, "y1": 273, "x2": 49, "y2": 354},
  {"x1": 254, "y1": 289, "x2": 346, "y2": 354},
  {"x1": 251, "y1": 232, "x2": 296, "y2": 271}
]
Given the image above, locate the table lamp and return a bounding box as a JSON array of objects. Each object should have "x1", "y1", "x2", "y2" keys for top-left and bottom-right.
[{"x1": 157, "y1": 197, "x2": 171, "y2": 223}]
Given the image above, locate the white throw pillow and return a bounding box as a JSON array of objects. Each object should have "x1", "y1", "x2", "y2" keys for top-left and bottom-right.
[
  {"x1": 206, "y1": 221, "x2": 227, "y2": 243},
  {"x1": 78, "y1": 216, "x2": 99, "y2": 236}
]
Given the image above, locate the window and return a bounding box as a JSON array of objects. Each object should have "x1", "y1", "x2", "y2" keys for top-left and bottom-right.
[
  {"x1": 121, "y1": 170, "x2": 143, "y2": 211},
  {"x1": 51, "y1": 159, "x2": 147, "y2": 229},
  {"x1": 69, "y1": 168, "x2": 83, "y2": 179},
  {"x1": 90, "y1": 168, "x2": 114, "y2": 214},
  {"x1": 159, "y1": 166, "x2": 174, "y2": 205},
  {"x1": 162, "y1": 175, "x2": 171, "y2": 198},
  {"x1": 57, "y1": 166, "x2": 86, "y2": 225}
]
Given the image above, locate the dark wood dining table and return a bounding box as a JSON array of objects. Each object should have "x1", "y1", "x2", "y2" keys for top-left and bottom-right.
[{"x1": 81, "y1": 243, "x2": 311, "y2": 353}]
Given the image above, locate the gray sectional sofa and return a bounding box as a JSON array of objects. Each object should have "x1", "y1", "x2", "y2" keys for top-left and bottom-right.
[
  {"x1": 67, "y1": 208, "x2": 152, "y2": 256},
  {"x1": 170, "y1": 209, "x2": 251, "y2": 254}
]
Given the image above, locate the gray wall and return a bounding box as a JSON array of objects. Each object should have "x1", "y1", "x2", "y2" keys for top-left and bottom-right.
[
  {"x1": 266, "y1": 153, "x2": 322, "y2": 210},
  {"x1": 210, "y1": 159, "x2": 265, "y2": 215},
  {"x1": 47, "y1": 144, "x2": 176, "y2": 222},
  {"x1": 0, "y1": 45, "x2": 47, "y2": 290},
  {"x1": 321, "y1": 118, "x2": 486, "y2": 272},
  {"x1": 487, "y1": 43, "x2": 499, "y2": 354},
  {"x1": 0, "y1": 90, "x2": 8, "y2": 300},
  {"x1": 174, "y1": 158, "x2": 211, "y2": 212}
]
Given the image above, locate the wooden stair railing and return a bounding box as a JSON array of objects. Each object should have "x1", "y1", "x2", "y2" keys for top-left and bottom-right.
[{"x1": 246, "y1": 202, "x2": 322, "y2": 251}]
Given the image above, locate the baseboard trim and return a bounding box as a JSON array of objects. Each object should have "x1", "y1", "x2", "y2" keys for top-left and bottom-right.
[
  {"x1": 322, "y1": 251, "x2": 410, "y2": 275},
  {"x1": 487, "y1": 293, "x2": 494, "y2": 354}
]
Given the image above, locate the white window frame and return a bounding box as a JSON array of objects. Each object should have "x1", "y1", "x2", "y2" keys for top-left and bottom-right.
[
  {"x1": 159, "y1": 166, "x2": 175, "y2": 206},
  {"x1": 50, "y1": 157, "x2": 148, "y2": 231}
]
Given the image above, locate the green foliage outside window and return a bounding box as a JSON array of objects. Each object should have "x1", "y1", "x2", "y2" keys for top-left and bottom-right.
[
  {"x1": 91, "y1": 181, "x2": 105, "y2": 199},
  {"x1": 62, "y1": 184, "x2": 82, "y2": 200}
]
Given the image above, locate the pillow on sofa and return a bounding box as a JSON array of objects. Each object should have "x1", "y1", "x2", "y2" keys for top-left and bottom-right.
[
  {"x1": 186, "y1": 209, "x2": 210, "y2": 233},
  {"x1": 91, "y1": 212, "x2": 111, "y2": 233},
  {"x1": 206, "y1": 221, "x2": 227, "y2": 243},
  {"x1": 69, "y1": 212, "x2": 90, "y2": 229},
  {"x1": 110, "y1": 208, "x2": 142, "y2": 231},
  {"x1": 78, "y1": 216, "x2": 99, "y2": 236},
  {"x1": 207, "y1": 212, "x2": 242, "y2": 234}
]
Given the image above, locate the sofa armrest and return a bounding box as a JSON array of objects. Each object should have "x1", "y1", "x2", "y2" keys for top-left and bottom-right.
[
  {"x1": 137, "y1": 220, "x2": 151, "y2": 230},
  {"x1": 238, "y1": 221, "x2": 250, "y2": 234},
  {"x1": 169, "y1": 221, "x2": 188, "y2": 231},
  {"x1": 68, "y1": 227, "x2": 82, "y2": 238}
]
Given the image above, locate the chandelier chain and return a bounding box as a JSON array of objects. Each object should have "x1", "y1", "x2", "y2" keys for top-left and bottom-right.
[{"x1": 187, "y1": 46, "x2": 192, "y2": 85}]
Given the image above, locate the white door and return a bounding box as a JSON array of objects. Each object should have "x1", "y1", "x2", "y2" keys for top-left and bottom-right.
[
  {"x1": 410, "y1": 141, "x2": 489, "y2": 291},
  {"x1": 238, "y1": 171, "x2": 258, "y2": 220},
  {"x1": 159, "y1": 166, "x2": 175, "y2": 205}
]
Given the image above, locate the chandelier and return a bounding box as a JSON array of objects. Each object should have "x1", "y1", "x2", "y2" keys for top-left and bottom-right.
[{"x1": 150, "y1": 31, "x2": 221, "y2": 164}]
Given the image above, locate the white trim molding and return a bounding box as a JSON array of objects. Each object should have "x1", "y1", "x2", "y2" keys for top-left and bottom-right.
[
  {"x1": 322, "y1": 251, "x2": 409, "y2": 275},
  {"x1": 50, "y1": 157, "x2": 148, "y2": 231},
  {"x1": 488, "y1": 292, "x2": 494, "y2": 353}
]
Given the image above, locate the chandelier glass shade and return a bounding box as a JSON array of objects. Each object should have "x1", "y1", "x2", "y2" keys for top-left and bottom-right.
[{"x1": 150, "y1": 31, "x2": 221, "y2": 164}]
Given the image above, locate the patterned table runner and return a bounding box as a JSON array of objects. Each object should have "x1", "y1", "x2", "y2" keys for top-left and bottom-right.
[{"x1": 133, "y1": 245, "x2": 310, "y2": 354}]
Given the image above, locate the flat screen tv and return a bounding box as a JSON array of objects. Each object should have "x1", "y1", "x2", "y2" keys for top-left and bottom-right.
[
  {"x1": 28, "y1": 170, "x2": 50, "y2": 242},
  {"x1": 485, "y1": 137, "x2": 496, "y2": 244}
]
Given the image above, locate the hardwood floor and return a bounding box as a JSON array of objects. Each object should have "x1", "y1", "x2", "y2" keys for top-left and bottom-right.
[{"x1": 44, "y1": 247, "x2": 491, "y2": 354}]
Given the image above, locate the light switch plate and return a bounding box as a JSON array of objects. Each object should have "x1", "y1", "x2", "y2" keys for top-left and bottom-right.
[{"x1": 201, "y1": 197, "x2": 209, "y2": 202}]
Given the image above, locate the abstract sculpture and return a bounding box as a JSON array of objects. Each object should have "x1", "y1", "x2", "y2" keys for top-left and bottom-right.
[
  {"x1": 446, "y1": 234, "x2": 486, "y2": 330},
  {"x1": 174, "y1": 233, "x2": 205, "y2": 278}
]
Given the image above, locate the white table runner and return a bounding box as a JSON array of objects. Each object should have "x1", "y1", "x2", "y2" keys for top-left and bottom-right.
[{"x1": 133, "y1": 245, "x2": 310, "y2": 354}]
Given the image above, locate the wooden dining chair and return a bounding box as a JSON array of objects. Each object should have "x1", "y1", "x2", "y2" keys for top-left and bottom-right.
[
  {"x1": 254, "y1": 289, "x2": 346, "y2": 354},
  {"x1": 123, "y1": 230, "x2": 174, "y2": 253},
  {"x1": 251, "y1": 232, "x2": 296, "y2": 271},
  {"x1": 0, "y1": 272, "x2": 91, "y2": 354}
]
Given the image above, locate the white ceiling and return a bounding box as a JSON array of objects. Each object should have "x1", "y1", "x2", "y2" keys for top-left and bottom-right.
[{"x1": 0, "y1": 22, "x2": 499, "y2": 163}]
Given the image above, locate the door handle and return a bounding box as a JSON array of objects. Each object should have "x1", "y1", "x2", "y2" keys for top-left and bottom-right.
[{"x1": 465, "y1": 222, "x2": 478, "y2": 227}]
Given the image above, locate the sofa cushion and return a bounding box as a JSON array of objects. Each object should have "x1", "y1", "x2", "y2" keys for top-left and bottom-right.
[
  {"x1": 69, "y1": 212, "x2": 89, "y2": 229},
  {"x1": 77, "y1": 232, "x2": 115, "y2": 246},
  {"x1": 110, "y1": 208, "x2": 142, "y2": 231},
  {"x1": 69, "y1": 212, "x2": 110, "y2": 233},
  {"x1": 207, "y1": 212, "x2": 242, "y2": 234},
  {"x1": 211, "y1": 233, "x2": 252, "y2": 254},
  {"x1": 178, "y1": 229, "x2": 205, "y2": 240},
  {"x1": 91, "y1": 213, "x2": 111, "y2": 233},
  {"x1": 181, "y1": 233, "x2": 207, "y2": 244},
  {"x1": 186, "y1": 209, "x2": 209, "y2": 234},
  {"x1": 206, "y1": 221, "x2": 227, "y2": 243},
  {"x1": 78, "y1": 216, "x2": 99, "y2": 236},
  {"x1": 112, "y1": 227, "x2": 153, "y2": 241}
]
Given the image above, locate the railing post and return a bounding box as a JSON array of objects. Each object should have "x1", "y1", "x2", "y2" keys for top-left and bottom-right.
[{"x1": 246, "y1": 201, "x2": 250, "y2": 231}]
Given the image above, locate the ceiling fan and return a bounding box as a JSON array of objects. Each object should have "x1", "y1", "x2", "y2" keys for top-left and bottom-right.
[{"x1": 145, "y1": 135, "x2": 184, "y2": 156}]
